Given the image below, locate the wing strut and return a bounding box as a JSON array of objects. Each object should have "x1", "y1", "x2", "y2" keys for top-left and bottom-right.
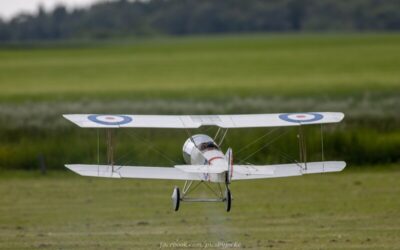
[
  {"x1": 213, "y1": 127, "x2": 221, "y2": 141},
  {"x1": 321, "y1": 124, "x2": 325, "y2": 171},
  {"x1": 106, "y1": 129, "x2": 115, "y2": 168},
  {"x1": 215, "y1": 128, "x2": 229, "y2": 146},
  {"x1": 298, "y1": 125, "x2": 307, "y2": 170},
  {"x1": 97, "y1": 129, "x2": 100, "y2": 165}
]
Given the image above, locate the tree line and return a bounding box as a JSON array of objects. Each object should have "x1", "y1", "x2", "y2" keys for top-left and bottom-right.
[{"x1": 1, "y1": 0, "x2": 400, "y2": 41}]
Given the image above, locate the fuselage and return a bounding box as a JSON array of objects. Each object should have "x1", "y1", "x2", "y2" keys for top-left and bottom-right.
[{"x1": 182, "y1": 134, "x2": 228, "y2": 182}]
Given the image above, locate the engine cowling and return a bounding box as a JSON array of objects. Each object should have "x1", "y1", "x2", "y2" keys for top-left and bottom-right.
[{"x1": 182, "y1": 134, "x2": 215, "y2": 164}]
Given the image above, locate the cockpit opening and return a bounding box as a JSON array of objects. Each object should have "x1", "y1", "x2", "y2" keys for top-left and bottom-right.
[{"x1": 199, "y1": 142, "x2": 219, "y2": 151}]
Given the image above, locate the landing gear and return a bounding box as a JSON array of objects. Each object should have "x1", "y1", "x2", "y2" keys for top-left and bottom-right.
[
  {"x1": 224, "y1": 187, "x2": 232, "y2": 212},
  {"x1": 171, "y1": 182, "x2": 232, "y2": 212},
  {"x1": 171, "y1": 186, "x2": 180, "y2": 211}
]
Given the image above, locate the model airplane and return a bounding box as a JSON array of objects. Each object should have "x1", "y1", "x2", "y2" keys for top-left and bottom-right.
[{"x1": 63, "y1": 112, "x2": 346, "y2": 212}]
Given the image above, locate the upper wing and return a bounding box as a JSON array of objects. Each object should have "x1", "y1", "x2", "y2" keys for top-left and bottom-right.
[
  {"x1": 232, "y1": 161, "x2": 346, "y2": 180},
  {"x1": 65, "y1": 164, "x2": 204, "y2": 181},
  {"x1": 63, "y1": 112, "x2": 344, "y2": 128}
]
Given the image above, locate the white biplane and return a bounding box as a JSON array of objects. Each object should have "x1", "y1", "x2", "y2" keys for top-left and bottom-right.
[{"x1": 63, "y1": 112, "x2": 346, "y2": 212}]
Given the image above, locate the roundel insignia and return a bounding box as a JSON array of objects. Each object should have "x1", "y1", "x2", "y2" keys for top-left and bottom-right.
[
  {"x1": 88, "y1": 115, "x2": 133, "y2": 125},
  {"x1": 279, "y1": 113, "x2": 323, "y2": 123}
]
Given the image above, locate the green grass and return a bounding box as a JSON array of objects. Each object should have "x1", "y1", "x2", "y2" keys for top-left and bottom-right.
[
  {"x1": 1, "y1": 33, "x2": 400, "y2": 101},
  {"x1": 0, "y1": 167, "x2": 399, "y2": 249},
  {"x1": 0, "y1": 33, "x2": 399, "y2": 249},
  {"x1": 0, "y1": 33, "x2": 399, "y2": 169}
]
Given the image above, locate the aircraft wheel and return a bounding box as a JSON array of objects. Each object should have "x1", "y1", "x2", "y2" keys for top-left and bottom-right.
[
  {"x1": 171, "y1": 186, "x2": 180, "y2": 211},
  {"x1": 225, "y1": 188, "x2": 231, "y2": 212}
]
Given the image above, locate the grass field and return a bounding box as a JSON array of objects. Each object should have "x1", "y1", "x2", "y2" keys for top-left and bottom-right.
[
  {"x1": 0, "y1": 33, "x2": 399, "y2": 249},
  {"x1": 1, "y1": 33, "x2": 400, "y2": 100},
  {"x1": 0, "y1": 33, "x2": 399, "y2": 169},
  {"x1": 0, "y1": 167, "x2": 399, "y2": 249}
]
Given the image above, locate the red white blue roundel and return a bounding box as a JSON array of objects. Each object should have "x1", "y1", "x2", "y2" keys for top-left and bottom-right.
[
  {"x1": 88, "y1": 115, "x2": 132, "y2": 125},
  {"x1": 279, "y1": 113, "x2": 323, "y2": 123}
]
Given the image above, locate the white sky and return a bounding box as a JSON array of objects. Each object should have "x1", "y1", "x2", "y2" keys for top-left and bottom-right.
[{"x1": 0, "y1": 0, "x2": 104, "y2": 20}]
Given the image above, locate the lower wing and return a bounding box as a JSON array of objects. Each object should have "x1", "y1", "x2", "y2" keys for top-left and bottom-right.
[
  {"x1": 66, "y1": 161, "x2": 345, "y2": 181},
  {"x1": 65, "y1": 164, "x2": 204, "y2": 181},
  {"x1": 232, "y1": 161, "x2": 346, "y2": 180}
]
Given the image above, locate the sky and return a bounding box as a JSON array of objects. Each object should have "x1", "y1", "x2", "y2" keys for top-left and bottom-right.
[{"x1": 0, "y1": 0, "x2": 103, "y2": 20}]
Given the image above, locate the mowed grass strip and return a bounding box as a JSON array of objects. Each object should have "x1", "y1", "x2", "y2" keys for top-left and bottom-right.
[
  {"x1": 0, "y1": 33, "x2": 400, "y2": 100},
  {"x1": 0, "y1": 167, "x2": 399, "y2": 249}
]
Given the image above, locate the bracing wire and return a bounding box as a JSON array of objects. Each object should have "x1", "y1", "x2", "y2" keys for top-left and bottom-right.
[
  {"x1": 231, "y1": 127, "x2": 277, "y2": 164},
  {"x1": 117, "y1": 140, "x2": 152, "y2": 166},
  {"x1": 203, "y1": 182, "x2": 223, "y2": 199},
  {"x1": 118, "y1": 129, "x2": 178, "y2": 165},
  {"x1": 236, "y1": 127, "x2": 280, "y2": 155},
  {"x1": 238, "y1": 129, "x2": 291, "y2": 164},
  {"x1": 267, "y1": 147, "x2": 303, "y2": 168}
]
